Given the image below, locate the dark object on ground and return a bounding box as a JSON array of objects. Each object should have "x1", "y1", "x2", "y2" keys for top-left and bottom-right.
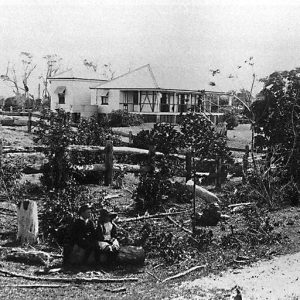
[
  {"x1": 194, "y1": 204, "x2": 222, "y2": 226},
  {"x1": 66, "y1": 245, "x2": 145, "y2": 266}
]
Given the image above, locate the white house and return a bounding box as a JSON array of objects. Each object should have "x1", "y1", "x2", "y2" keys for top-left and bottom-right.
[
  {"x1": 49, "y1": 68, "x2": 107, "y2": 121},
  {"x1": 90, "y1": 64, "x2": 230, "y2": 124}
]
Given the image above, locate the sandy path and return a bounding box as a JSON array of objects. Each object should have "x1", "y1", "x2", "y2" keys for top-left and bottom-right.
[{"x1": 173, "y1": 252, "x2": 300, "y2": 299}]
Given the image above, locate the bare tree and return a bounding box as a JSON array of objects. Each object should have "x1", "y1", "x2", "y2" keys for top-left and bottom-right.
[
  {"x1": 0, "y1": 52, "x2": 36, "y2": 98},
  {"x1": 39, "y1": 54, "x2": 62, "y2": 102},
  {"x1": 83, "y1": 59, "x2": 116, "y2": 80}
]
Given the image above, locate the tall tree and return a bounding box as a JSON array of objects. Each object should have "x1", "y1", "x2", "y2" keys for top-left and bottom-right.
[{"x1": 252, "y1": 69, "x2": 300, "y2": 183}]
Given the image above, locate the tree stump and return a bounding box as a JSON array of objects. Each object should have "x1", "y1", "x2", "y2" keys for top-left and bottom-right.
[{"x1": 16, "y1": 200, "x2": 39, "y2": 245}]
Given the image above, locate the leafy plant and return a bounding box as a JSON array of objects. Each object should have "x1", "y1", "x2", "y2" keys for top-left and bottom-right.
[
  {"x1": 223, "y1": 110, "x2": 239, "y2": 130},
  {"x1": 0, "y1": 157, "x2": 23, "y2": 199},
  {"x1": 133, "y1": 123, "x2": 183, "y2": 154},
  {"x1": 34, "y1": 108, "x2": 75, "y2": 190},
  {"x1": 108, "y1": 109, "x2": 143, "y2": 127},
  {"x1": 252, "y1": 69, "x2": 300, "y2": 185}
]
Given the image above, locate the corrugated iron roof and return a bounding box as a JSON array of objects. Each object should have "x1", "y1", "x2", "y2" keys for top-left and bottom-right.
[
  {"x1": 50, "y1": 67, "x2": 108, "y2": 81},
  {"x1": 91, "y1": 64, "x2": 233, "y2": 93},
  {"x1": 92, "y1": 64, "x2": 159, "y2": 90}
]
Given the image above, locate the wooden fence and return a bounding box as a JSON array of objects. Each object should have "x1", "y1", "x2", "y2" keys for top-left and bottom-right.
[
  {"x1": 0, "y1": 111, "x2": 248, "y2": 188},
  {"x1": 0, "y1": 139, "x2": 226, "y2": 188}
]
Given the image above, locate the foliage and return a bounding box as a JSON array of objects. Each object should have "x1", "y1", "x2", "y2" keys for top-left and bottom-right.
[
  {"x1": 221, "y1": 205, "x2": 282, "y2": 249},
  {"x1": 0, "y1": 157, "x2": 23, "y2": 198},
  {"x1": 223, "y1": 110, "x2": 239, "y2": 130},
  {"x1": 179, "y1": 113, "x2": 231, "y2": 162},
  {"x1": 108, "y1": 109, "x2": 143, "y2": 127},
  {"x1": 34, "y1": 109, "x2": 75, "y2": 190},
  {"x1": 252, "y1": 69, "x2": 300, "y2": 184},
  {"x1": 39, "y1": 182, "x2": 104, "y2": 244},
  {"x1": 126, "y1": 221, "x2": 185, "y2": 264},
  {"x1": 75, "y1": 115, "x2": 122, "y2": 147},
  {"x1": 133, "y1": 173, "x2": 172, "y2": 213},
  {"x1": 133, "y1": 123, "x2": 183, "y2": 154}
]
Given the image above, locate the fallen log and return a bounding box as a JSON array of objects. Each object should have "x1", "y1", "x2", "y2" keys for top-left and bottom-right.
[
  {"x1": 0, "y1": 284, "x2": 70, "y2": 288},
  {"x1": 67, "y1": 245, "x2": 145, "y2": 266},
  {"x1": 117, "y1": 210, "x2": 189, "y2": 222},
  {"x1": 104, "y1": 287, "x2": 126, "y2": 293},
  {"x1": 75, "y1": 163, "x2": 152, "y2": 173},
  {"x1": 6, "y1": 248, "x2": 51, "y2": 266},
  {"x1": 162, "y1": 265, "x2": 206, "y2": 283},
  {"x1": 3, "y1": 146, "x2": 46, "y2": 154},
  {"x1": 0, "y1": 268, "x2": 138, "y2": 283},
  {"x1": 186, "y1": 180, "x2": 220, "y2": 204},
  {"x1": 228, "y1": 202, "x2": 252, "y2": 208},
  {"x1": 68, "y1": 145, "x2": 164, "y2": 156}
]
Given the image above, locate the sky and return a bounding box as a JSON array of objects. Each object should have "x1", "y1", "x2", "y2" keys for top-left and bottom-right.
[{"x1": 1, "y1": 0, "x2": 300, "y2": 97}]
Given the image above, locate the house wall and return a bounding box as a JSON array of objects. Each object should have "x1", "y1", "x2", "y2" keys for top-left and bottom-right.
[
  {"x1": 91, "y1": 89, "x2": 120, "y2": 114},
  {"x1": 50, "y1": 79, "x2": 104, "y2": 117}
]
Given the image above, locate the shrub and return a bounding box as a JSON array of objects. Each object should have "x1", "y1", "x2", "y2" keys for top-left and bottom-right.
[
  {"x1": 0, "y1": 157, "x2": 23, "y2": 199},
  {"x1": 34, "y1": 109, "x2": 75, "y2": 190},
  {"x1": 133, "y1": 123, "x2": 183, "y2": 154},
  {"x1": 108, "y1": 109, "x2": 143, "y2": 127},
  {"x1": 223, "y1": 110, "x2": 239, "y2": 130},
  {"x1": 133, "y1": 174, "x2": 172, "y2": 213}
]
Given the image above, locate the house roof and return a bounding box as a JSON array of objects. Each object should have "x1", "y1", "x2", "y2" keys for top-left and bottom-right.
[
  {"x1": 92, "y1": 64, "x2": 159, "y2": 90},
  {"x1": 91, "y1": 64, "x2": 234, "y2": 93},
  {"x1": 49, "y1": 67, "x2": 107, "y2": 81}
]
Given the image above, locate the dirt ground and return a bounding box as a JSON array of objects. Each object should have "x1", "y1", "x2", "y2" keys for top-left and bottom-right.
[{"x1": 172, "y1": 251, "x2": 300, "y2": 300}]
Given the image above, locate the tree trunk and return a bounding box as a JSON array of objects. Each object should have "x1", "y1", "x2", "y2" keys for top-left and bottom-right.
[{"x1": 16, "y1": 200, "x2": 39, "y2": 245}]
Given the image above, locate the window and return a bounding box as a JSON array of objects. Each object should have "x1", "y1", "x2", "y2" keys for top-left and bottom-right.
[
  {"x1": 101, "y1": 96, "x2": 108, "y2": 105},
  {"x1": 160, "y1": 93, "x2": 170, "y2": 112},
  {"x1": 133, "y1": 91, "x2": 139, "y2": 105},
  {"x1": 54, "y1": 86, "x2": 66, "y2": 104},
  {"x1": 58, "y1": 92, "x2": 65, "y2": 104}
]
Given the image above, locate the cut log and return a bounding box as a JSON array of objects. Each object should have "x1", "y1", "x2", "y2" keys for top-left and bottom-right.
[
  {"x1": 16, "y1": 200, "x2": 38, "y2": 245},
  {"x1": 67, "y1": 245, "x2": 145, "y2": 266},
  {"x1": 6, "y1": 248, "x2": 50, "y2": 266},
  {"x1": 194, "y1": 204, "x2": 222, "y2": 227},
  {"x1": 186, "y1": 180, "x2": 220, "y2": 204},
  {"x1": 116, "y1": 246, "x2": 145, "y2": 265}
]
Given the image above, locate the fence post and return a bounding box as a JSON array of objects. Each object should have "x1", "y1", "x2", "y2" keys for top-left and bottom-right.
[
  {"x1": 185, "y1": 151, "x2": 192, "y2": 182},
  {"x1": 129, "y1": 131, "x2": 133, "y2": 144},
  {"x1": 242, "y1": 145, "x2": 250, "y2": 183},
  {"x1": 104, "y1": 139, "x2": 113, "y2": 186},
  {"x1": 28, "y1": 111, "x2": 32, "y2": 133},
  {"x1": 0, "y1": 139, "x2": 2, "y2": 169},
  {"x1": 215, "y1": 158, "x2": 222, "y2": 189},
  {"x1": 148, "y1": 144, "x2": 155, "y2": 175}
]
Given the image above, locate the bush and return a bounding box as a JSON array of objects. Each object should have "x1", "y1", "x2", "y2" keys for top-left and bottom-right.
[
  {"x1": 0, "y1": 157, "x2": 23, "y2": 199},
  {"x1": 34, "y1": 109, "x2": 75, "y2": 190},
  {"x1": 223, "y1": 110, "x2": 239, "y2": 130},
  {"x1": 108, "y1": 110, "x2": 143, "y2": 127},
  {"x1": 133, "y1": 174, "x2": 172, "y2": 213},
  {"x1": 133, "y1": 123, "x2": 183, "y2": 154}
]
